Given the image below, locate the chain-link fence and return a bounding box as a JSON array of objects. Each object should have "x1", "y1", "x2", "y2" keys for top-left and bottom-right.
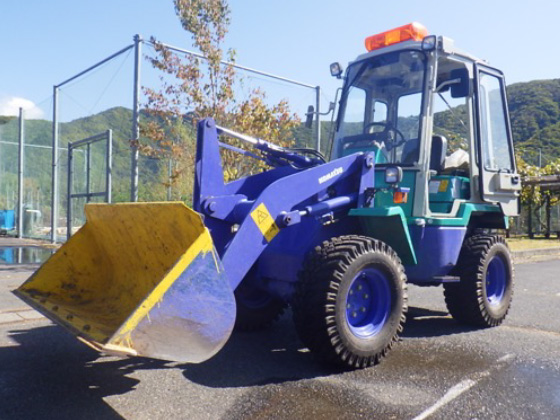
[
  {"x1": 1, "y1": 35, "x2": 326, "y2": 242},
  {"x1": 0, "y1": 105, "x2": 53, "y2": 239}
]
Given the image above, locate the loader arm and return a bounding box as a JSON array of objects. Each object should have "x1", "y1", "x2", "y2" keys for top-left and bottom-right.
[{"x1": 193, "y1": 118, "x2": 375, "y2": 290}]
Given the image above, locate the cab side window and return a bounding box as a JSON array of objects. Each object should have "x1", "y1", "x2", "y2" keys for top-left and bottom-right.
[
  {"x1": 339, "y1": 87, "x2": 366, "y2": 137},
  {"x1": 478, "y1": 73, "x2": 513, "y2": 171}
]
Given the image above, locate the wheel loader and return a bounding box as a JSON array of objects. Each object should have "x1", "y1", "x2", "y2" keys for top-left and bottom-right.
[{"x1": 15, "y1": 23, "x2": 521, "y2": 368}]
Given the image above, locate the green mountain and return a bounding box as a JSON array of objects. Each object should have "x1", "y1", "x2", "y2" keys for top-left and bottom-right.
[
  {"x1": 507, "y1": 79, "x2": 560, "y2": 141},
  {"x1": 507, "y1": 79, "x2": 560, "y2": 165}
]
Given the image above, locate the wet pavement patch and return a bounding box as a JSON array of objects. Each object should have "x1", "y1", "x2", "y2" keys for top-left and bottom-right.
[
  {"x1": 222, "y1": 379, "x2": 415, "y2": 419},
  {"x1": 0, "y1": 246, "x2": 54, "y2": 265}
]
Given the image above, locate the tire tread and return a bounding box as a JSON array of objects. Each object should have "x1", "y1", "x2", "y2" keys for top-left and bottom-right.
[
  {"x1": 293, "y1": 235, "x2": 408, "y2": 368},
  {"x1": 444, "y1": 234, "x2": 514, "y2": 327}
]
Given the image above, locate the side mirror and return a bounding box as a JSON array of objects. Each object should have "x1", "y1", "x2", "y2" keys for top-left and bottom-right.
[
  {"x1": 330, "y1": 62, "x2": 343, "y2": 79},
  {"x1": 305, "y1": 105, "x2": 314, "y2": 129},
  {"x1": 305, "y1": 102, "x2": 336, "y2": 129},
  {"x1": 450, "y1": 68, "x2": 471, "y2": 98},
  {"x1": 421, "y1": 35, "x2": 437, "y2": 51}
]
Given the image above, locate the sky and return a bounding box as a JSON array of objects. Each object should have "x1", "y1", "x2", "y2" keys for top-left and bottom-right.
[{"x1": 1, "y1": 0, "x2": 559, "y2": 122}]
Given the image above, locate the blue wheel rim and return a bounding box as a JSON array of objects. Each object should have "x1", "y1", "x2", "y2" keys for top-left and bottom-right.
[
  {"x1": 486, "y1": 255, "x2": 507, "y2": 306},
  {"x1": 345, "y1": 267, "x2": 392, "y2": 338}
]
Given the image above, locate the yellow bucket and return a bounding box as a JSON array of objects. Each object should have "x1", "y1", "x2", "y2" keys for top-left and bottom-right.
[{"x1": 14, "y1": 202, "x2": 235, "y2": 363}]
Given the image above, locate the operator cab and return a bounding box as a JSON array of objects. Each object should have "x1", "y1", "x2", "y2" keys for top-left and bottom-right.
[
  {"x1": 331, "y1": 23, "x2": 520, "y2": 219},
  {"x1": 332, "y1": 48, "x2": 425, "y2": 166}
]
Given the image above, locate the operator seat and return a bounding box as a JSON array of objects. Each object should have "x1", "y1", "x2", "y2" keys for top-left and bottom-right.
[
  {"x1": 430, "y1": 135, "x2": 447, "y2": 173},
  {"x1": 401, "y1": 138, "x2": 419, "y2": 164},
  {"x1": 401, "y1": 135, "x2": 447, "y2": 170}
]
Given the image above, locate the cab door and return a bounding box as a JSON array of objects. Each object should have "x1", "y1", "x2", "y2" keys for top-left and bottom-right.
[{"x1": 475, "y1": 65, "x2": 521, "y2": 216}]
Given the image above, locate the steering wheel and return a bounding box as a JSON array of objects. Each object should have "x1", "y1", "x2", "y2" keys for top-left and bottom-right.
[{"x1": 363, "y1": 122, "x2": 407, "y2": 151}]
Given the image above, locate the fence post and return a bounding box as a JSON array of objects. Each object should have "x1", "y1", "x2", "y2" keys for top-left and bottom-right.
[
  {"x1": 528, "y1": 195, "x2": 533, "y2": 238},
  {"x1": 86, "y1": 142, "x2": 91, "y2": 201},
  {"x1": 131, "y1": 34, "x2": 142, "y2": 202},
  {"x1": 17, "y1": 108, "x2": 24, "y2": 238},
  {"x1": 107, "y1": 129, "x2": 112, "y2": 203},
  {"x1": 67, "y1": 143, "x2": 73, "y2": 241},
  {"x1": 51, "y1": 86, "x2": 59, "y2": 243},
  {"x1": 546, "y1": 195, "x2": 551, "y2": 238}
]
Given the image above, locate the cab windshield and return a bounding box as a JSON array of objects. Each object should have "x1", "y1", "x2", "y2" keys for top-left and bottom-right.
[{"x1": 332, "y1": 50, "x2": 427, "y2": 165}]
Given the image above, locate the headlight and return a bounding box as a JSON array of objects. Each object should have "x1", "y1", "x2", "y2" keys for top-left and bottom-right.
[{"x1": 384, "y1": 166, "x2": 403, "y2": 184}]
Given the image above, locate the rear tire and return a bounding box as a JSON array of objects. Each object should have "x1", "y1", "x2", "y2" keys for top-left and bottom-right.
[
  {"x1": 234, "y1": 278, "x2": 286, "y2": 332},
  {"x1": 293, "y1": 235, "x2": 407, "y2": 369},
  {"x1": 444, "y1": 234, "x2": 514, "y2": 327}
]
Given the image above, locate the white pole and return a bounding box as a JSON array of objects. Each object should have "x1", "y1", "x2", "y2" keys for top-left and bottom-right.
[{"x1": 17, "y1": 108, "x2": 24, "y2": 238}]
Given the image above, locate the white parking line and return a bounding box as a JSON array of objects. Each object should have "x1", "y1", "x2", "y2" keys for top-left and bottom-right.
[
  {"x1": 412, "y1": 354, "x2": 514, "y2": 420},
  {"x1": 412, "y1": 379, "x2": 476, "y2": 420},
  {"x1": 497, "y1": 353, "x2": 514, "y2": 363}
]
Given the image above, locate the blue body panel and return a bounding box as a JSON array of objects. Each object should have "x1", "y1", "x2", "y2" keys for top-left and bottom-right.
[
  {"x1": 404, "y1": 225, "x2": 466, "y2": 283},
  {"x1": 257, "y1": 216, "x2": 360, "y2": 300}
]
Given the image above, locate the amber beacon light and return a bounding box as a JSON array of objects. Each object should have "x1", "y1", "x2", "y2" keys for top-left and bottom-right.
[{"x1": 365, "y1": 22, "x2": 428, "y2": 52}]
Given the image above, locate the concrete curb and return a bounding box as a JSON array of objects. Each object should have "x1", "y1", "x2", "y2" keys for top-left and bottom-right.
[
  {"x1": 512, "y1": 247, "x2": 560, "y2": 263},
  {"x1": 0, "y1": 309, "x2": 45, "y2": 325},
  {"x1": 0, "y1": 237, "x2": 55, "y2": 248}
]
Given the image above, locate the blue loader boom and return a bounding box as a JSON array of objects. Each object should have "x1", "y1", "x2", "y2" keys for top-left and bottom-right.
[{"x1": 194, "y1": 118, "x2": 374, "y2": 295}]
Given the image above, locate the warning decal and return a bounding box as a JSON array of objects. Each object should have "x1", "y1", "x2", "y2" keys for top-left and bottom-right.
[
  {"x1": 250, "y1": 203, "x2": 280, "y2": 242},
  {"x1": 438, "y1": 179, "x2": 449, "y2": 193}
]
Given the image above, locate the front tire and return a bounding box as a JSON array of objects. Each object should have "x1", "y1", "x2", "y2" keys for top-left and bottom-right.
[
  {"x1": 293, "y1": 235, "x2": 408, "y2": 369},
  {"x1": 444, "y1": 234, "x2": 514, "y2": 327}
]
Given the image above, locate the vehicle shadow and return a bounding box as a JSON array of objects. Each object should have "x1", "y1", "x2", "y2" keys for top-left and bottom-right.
[
  {"x1": 402, "y1": 306, "x2": 478, "y2": 338},
  {"x1": 2, "y1": 307, "x2": 480, "y2": 406},
  {"x1": 181, "y1": 313, "x2": 338, "y2": 389},
  {"x1": 183, "y1": 307, "x2": 479, "y2": 388},
  {"x1": 0, "y1": 325, "x2": 172, "y2": 420}
]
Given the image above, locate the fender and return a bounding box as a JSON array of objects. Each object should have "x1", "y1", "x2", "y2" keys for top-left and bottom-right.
[{"x1": 349, "y1": 206, "x2": 417, "y2": 265}]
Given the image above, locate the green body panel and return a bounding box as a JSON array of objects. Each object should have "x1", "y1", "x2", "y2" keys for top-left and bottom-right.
[
  {"x1": 409, "y1": 203, "x2": 503, "y2": 227},
  {"x1": 428, "y1": 175, "x2": 470, "y2": 213},
  {"x1": 430, "y1": 203, "x2": 451, "y2": 213},
  {"x1": 348, "y1": 160, "x2": 505, "y2": 266},
  {"x1": 350, "y1": 206, "x2": 417, "y2": 265},
  {"x1": 374, "y1": 170, "x2": 417, "y2": 217}
]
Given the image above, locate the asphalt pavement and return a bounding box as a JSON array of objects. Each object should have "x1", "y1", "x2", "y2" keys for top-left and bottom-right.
[{"x1": 0, "y1": 241, "x2": 559, "y2": 419}]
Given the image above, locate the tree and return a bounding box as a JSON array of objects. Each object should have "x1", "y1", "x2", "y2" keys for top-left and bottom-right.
[{"x1": 140, "y1": 0, "x2": 299, "y2": 201}]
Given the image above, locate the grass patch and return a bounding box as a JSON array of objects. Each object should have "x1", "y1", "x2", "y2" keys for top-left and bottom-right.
[{"x1": 507, "y1": 236, "x2": 560, "y2": 251}]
